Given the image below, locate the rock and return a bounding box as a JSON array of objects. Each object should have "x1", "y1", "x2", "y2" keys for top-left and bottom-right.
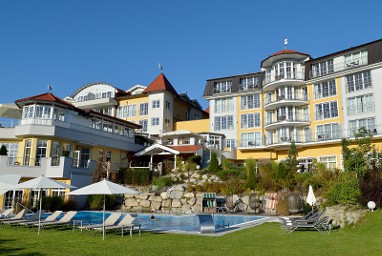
[
  {"x1": 135, "y1": 193, "x2": 148, "y2": 200},
  {"x1": 151, "y1": 201, "x2": 161, "y2": 211},
  {"x1": 124, "y1": 198, "x2": 138, "y2": 207},
  {"x1": 180, "y1": 198, "x2": 187, "y2": 204},
  {"x1": 191, "y1": 204, "x2": 202, "y2": 213},
  {"x1": 130, "y1": 206, "x2": 143, "y2": 212},
  {"x1": 172, "y1": 199, "x2": 182, "y2": 208},
  {"x1": 140, "y1": 199, "x2": 151, "y2": 208},
  {"x1": 162, "y1": 199, "x2": 172, "y2": 208},
  {"x1": 160, "y1": 192, "x2": 169, "y2": 199},
  {"x1": 153, "y1": 196, "x2": 162, "y2": 202},
  {"x1": 241, "y1": 195, "x2": 250, "y2": 206},
  {"x1": 174, "y1": 184, "x2": 186, "y2": 192},
  {"x1": 170, "y1": 190, "x2": 184, "y2": 199},
  {"x1": 191, "y1": 172, "x2": 200, "y2": 179},
  {"x1": 188, "y1": 197, "x2": 196, "y2": 206},
  {"x1": 182, "y1": 204, "x2": 191, "y2": 213},
  {"x1": 124, "y1": 193, "x2": 135, "y2": 198},
  {"x1": 184, "y1": 192, "x2": 195, "y2": 198}
]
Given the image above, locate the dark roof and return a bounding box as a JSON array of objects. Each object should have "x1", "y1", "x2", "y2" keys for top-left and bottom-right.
[{"x1": 143, "y1": 73, "x2": 179, "y2": 96}]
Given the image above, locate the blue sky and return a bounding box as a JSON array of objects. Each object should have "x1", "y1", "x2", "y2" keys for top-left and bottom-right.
[{"x1": 0, "y1": 0, "x2": 381, "y2": 110}]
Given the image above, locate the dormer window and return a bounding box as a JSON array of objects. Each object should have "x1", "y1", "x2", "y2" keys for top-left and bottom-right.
[
  {"x1": 240, "y1": 77, "x2": 259, "y2": 91},
  {"x1": 213, "y1": 81, "x2": 232, "y2": 94}
]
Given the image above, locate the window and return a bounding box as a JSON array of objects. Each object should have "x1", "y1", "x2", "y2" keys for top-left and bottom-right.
[
  {"x1": 241, "y1": 94, "x2": 260, "y2": 110},
  {"x1": 151, "y1": 118, "x2": 159, "y2": 126},
  {"x1": 315, "y1": 101, "x2": 338, "y2": 120},
  {"x1": 35, "y1": 140, "x2": 47, "y2": 166},
  {"x1": 240, "y1": 132, "x2": 261, "y2": 147},
  {"x1": 139, "y1": 103, "x2": 148, "y2": 115},
  {"x1": 164, "y1": 118, "x2": 170, "y2": 127},
  {"x1": 152, "y1": 100, "x2": 160, "y2": 109},
  {"x1": 80, "y1": 148, "x2": 90, "y2": 168},
  {"x1": 214, "y1": 98, "x2": 233, "y2": 113},
  {"x1": 0, "y1": 143, "x2": 18, "y2": 165},
  {"x1": 316, "y1": 123, "x2": 340, "y2": 140},
  {"x1": 347, "y1": 71, "x2": 372, "y2": 92},
  {"x1": 311, "y1": 59, "x2": 334, "y2": 78},
  {"x1": 347, "y1": 94, "x2": 374, "y2": 116},
  {"x1": 240, "y1": 76, "x2": 260, "y2": 90},
  {"x1": 241, "y1": 113, "x2": 260, "y2": 129},
  {"x1": 51, "y1": 141, "x2": 60, "y2": 166},
  {"x1": 313, "y1": 80, "x2": 337, "y2": 99},
  {"x1": 226, "y1": 139, "x2": 235, "y2": 148},
  {"x1": 345, "y1": 50, "x2": 368, "y2": 67},
  {"x1": 319, "y1": 156, "x2": 337, "y2": 169},
  {"x1": 138, "y1": 120, "x2": 148, "y2": 132},
  {"x1": 165, "y1": 101, "x2": 171, "y2": 110},
  {"x1": 213, "y1": 81, "x2": 232, "y2": 93},
  {"x1": 214, "y1": 116, "x2": 233, "y2": 131},
  {"x1": 349, "y1": 118, "x2": 376, "y2": 136},
  {"x1": 118, "y1": 105, "x2": 136, "y2": 118}
]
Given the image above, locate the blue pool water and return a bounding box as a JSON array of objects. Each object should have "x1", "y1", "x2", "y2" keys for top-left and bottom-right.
[{"x1": 68, "y1": 211, "x2": 264, "y2": 233}]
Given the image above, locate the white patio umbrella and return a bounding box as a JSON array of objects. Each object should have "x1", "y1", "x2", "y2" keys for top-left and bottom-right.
[
  {"x1": 0, "y1": 181, "x2": 15, "y2": 196},
  {"x1": 306, "y1": 185, "x2": 317, "y2": 211},
  {"x1": 0, "y1": 103, "x2": 22, "y2": 119},
  {"x1": 13, "y1": 176, "x2": 76, "y2": 234},
  {"x1": 69, "y1": 179, "x2": 139, "y2": 240},
  {"x1": 0, "y1": 175, "x2": 21, "y2": 206}
]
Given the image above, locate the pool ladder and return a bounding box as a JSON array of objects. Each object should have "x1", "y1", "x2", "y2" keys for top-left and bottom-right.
[{"x1": 214, "y1": 207, "x2": 229, "y2": 229}]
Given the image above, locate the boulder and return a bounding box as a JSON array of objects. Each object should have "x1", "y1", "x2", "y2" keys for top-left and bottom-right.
[
  {"x1": 160, "y1": 191, "x2": 169, "y2": 199},
  {"x1": 188, "y1": 197, "x2": 196, "y2": 206},
  {"x1": 180, "y1": 198, "x2": 187, "y2": 204},
  {"x1": 162, "y1": 199, "x2": 172, "y2": 208},
  {"x1": 182, "y1": 204, "x2": 191, "y2": 213},
  {"x1": 170, "y1": 190, "x2": 184, "y2": 199},
  {"x1": 140, "y1": 199, "x2": 151, "y2": 208},
  {"x1": 153, "y1": 196, "x2": 162, "y2": 202},
  {"x1": 151, "y1": 201, "x2": 162, "y2": 211},
  {"x1": 172, "y1": 198, "x2": 182, "y2": 208},
  {"x1": 124, "y1": 198, "x2": 139, "y2": 207},
  {"x1": 135, "y1": 193, "x2": 148, "y2": 200}
]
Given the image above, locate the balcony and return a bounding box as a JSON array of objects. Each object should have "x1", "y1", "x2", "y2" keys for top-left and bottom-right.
[
  {"x1": 263, "y1": 72, "x2": 305, "y2": 91},
  {"x1": 265, "y1": 116, "x2": 310, "y2": 130},
  {"x1": 264, "y1": 95, "x2": 309, "y2": 111},
  {"x1": 309, "y1": 57, "x2": 368, "y2": 79}
]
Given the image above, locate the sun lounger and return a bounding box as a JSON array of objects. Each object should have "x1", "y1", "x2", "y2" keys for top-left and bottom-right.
[
  {"x1": 77, "y1": 212, "x2": 122, "y2": 232},
  {"x1": 2, "y1": 210, "x2": 45, "y2": 225},
  {"x1": 34, "y1": 211, "x2": 77, "y2": 228},
  {"x1": 281, "y1": 216, "x2": 332, "y2": 234},
  {"x1": 0, "y1": 209, "x2": 26, "y2": 224},
  {"x1": 93, "y1": 214, "x2": 141, "y2": 238},
  {"x1": 19, "y1": 210, "x2": 63, "y2": 227},
  {"x1": 279, "y1": 210, "x2": 315, "y2": 221},
  {"x1": 280, "y1": 210, "x2": 323, "y2": 225},
  {"x1": 0, "y1": 208, "x2": 14, "y2": 219}
]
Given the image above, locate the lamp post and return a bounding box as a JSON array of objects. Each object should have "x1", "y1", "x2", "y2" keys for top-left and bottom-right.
[{"x1": 367, "y1": 201, "x2": 376, "y2": 212}]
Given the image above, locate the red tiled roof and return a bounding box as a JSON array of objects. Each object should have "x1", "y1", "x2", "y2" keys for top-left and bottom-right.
[
  {"x1": 143, "y1": 73, "x2": 178, "y2": 96},
  {"x1": 168, "y1": 145, "x2": 203, "y2": 153},
  {"x1": 15, "y1": 93, "x2": 75, "y2": 107},
  {"x1": 205, "y1": 106, "x2": 210, "y2": 113},
  {"x1": 269, "y1": 49, "x2": 309, "y2": 57}
]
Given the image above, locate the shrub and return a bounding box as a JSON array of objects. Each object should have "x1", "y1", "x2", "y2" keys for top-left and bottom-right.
[
  {"x1": 208, "y1": 152, "x2": 219, "y2": 173},
  {"x1": 216, "y1": 169, "x2": 245, "y2": 181},
  {"x1": 152, "y1": 176, "x2": 174, "y2": 189},
  {"x1": 62, "y1": 199, "x2": 77, "y2": 211},
  {"x1": 222, "y1": 158, "x2": 231, "y2": 171},
  {"x1": 42, "y1": 196, "x2": 64, "y2": 212},
  {"x1": 188, "y1": 155, "x2": 201, "y2": 166},
  {"x1": 326, "y1": 172, "x2": 361, "y2": 206},
  {"x1": 221, "y1": 177, "x2": 246, "y2": 195},
  {"x1": 360, "y1": 169, "x2": 382, "y2": 208},
  {"x1": 126, "y1": 168, "x2": 151, "y2": 186},
  {"x1": 88, "y1": 195, "x2": 117, "y2": 210},
  {"x1": 245, "y1": 158, "x2": 257, "y2": 190}
]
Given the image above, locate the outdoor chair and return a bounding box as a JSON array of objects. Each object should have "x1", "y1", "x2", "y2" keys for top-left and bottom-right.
[
  {"x1": 19, "y1": 210, "x2": 63, "y2": 227},
  {"x1": 77, "y1": 212, "x2": 122, "y2": 232},
  {"x1": 93, "y1": 214, "x2": 141, "y2": 238},
  {"x1": 2, "y1": 210, "x2": 45, "y2": 225},
  {"x1": 0, "y1": 208, "x2": 14, "y2": 219},
  {"x1": 280, "y1": 210, "x2": 323, "y2": 225},
  {"x1": 34, "y1": 211, "x2": 77, "y2": 229},
  {"x1": 281, "y1": 216, "x2": 332, "y2": 234},
  {"x1": 0, "y1": 209, "x2": 26, "y2": 225}
]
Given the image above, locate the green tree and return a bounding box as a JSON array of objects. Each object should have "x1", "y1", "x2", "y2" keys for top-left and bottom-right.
[
  {"x1": 208, "y1": 152, "x2": 219, "y2": 173},
  {"x1": 342, "y1": 127, "x2": 372, "y2": 179},
  {"x1": 245, "y1": 158, "x2": 257, "y2": 190}
]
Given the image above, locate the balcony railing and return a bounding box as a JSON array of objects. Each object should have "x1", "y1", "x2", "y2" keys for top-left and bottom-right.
[
  {"x1": 237, "y1": 125, "x2": 381, "y2": 148},
  {"x1": 265, "y1": 116, "x2": 310, "y2": 126},
  {"x1": 265, "y1": 95, "x2": 309, "y2": 106},
  {"x1": 264, "y1": 72, "x2": 304, "y2": 85},
  {"x1": 309, "y1": 57, "x2": 368, "y2": 79}
]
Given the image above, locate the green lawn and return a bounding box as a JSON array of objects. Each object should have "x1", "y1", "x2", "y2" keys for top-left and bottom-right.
[{"x1": 1, "y1": 210, "x2": 381, "y2": 256}]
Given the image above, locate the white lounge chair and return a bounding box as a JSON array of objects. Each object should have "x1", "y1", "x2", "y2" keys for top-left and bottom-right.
[
  {"x1": 2, "y1": 210, "x2": 45, "y2": 225},
  {"x1": 0, "y1": 209, "x2": 26, "y2": 224},
  {"x1": 34, "y1": 211, "x2": 77, "y2": 228},
  {"x1": 19, "y1": 210, "x2": 63, "y2": 227},
  {"x1": 0, "y1": 208, "x2": 14, "y2": 219},
  {"x1": 93, "y1": 214, "x2": 141, "y2": 238},
  {"x1": 77, "y1": 212, "x2": 122, "y2": 232}
]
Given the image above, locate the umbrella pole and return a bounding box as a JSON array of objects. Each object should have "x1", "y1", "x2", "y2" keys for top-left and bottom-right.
[
  {"x1": 38, "y1": 189, "x2": 42, "y2": 235},
  {"x1": 103, "y1": 195, "x2": 105, "y2": 240}
]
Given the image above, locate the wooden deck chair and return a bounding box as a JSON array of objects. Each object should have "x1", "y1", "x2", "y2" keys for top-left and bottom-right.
[
  {"x1": 0, "y1": 209, "x2": 26, "y2": 224},
  {"x1": 34, "y1": 211, "x2": 77, "y2": 228},
  {"x1": 3, "y1": 210, "x2": 45, "y2": 225},
  {"x1": 0, "y1": 208, "x2": 14, "y2": 219}
]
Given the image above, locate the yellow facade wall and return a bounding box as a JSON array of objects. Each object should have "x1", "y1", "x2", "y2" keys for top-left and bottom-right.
[
  {"x1": 118, "y1": 95, "x2": 149, "y2": 124},
  {"x1": 174, "y1": 119, "x2": 210, "y2": 133}
]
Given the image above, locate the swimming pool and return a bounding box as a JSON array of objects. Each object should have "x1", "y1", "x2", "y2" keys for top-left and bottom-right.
[{"x1": 70, "y1": 211, "x2": 264, "y2": 233}]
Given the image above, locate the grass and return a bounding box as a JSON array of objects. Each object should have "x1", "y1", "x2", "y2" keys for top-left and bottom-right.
[{"x1": 1, "y1": 210, "x2": 382, "y2": 256}]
